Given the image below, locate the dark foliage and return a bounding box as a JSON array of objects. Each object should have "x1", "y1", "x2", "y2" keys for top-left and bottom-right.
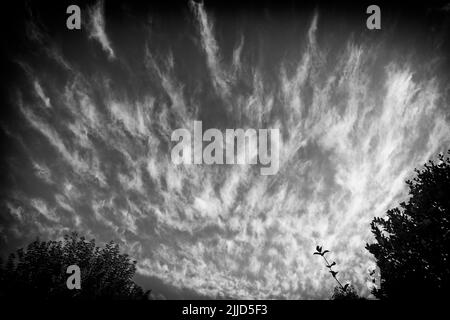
[
  {"x1": 332, "y1": 284, "x2": 361, "y2": 300},
  {"x1": 0, "y1": 233, "x2": 150, "y2": 299},
  {"x1": 366, "y1": 151, "x2": 450, "y2": 299}
]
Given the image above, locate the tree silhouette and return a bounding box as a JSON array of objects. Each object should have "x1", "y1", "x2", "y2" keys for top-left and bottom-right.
[
  {"x1": 0, "y1": 233, "x2": 150, "y2": 299},
  {"x1": 366, "y1": 151, "x2": 450, "y2": 299}
]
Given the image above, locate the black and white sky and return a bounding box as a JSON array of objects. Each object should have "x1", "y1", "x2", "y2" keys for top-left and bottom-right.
[{"x1": 1, "y1": 0, "x2": 450, "y2": 299}]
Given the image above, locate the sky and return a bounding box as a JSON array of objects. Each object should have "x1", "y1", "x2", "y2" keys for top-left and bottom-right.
[{"x1": 1, "y1": 0, "x2": 450, "y2": 299}]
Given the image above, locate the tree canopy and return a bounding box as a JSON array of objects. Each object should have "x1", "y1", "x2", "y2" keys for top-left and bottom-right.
[
  {"x1": 0, "y1": 233, "x2": 150, "y2": 299},
  {"x1": 366, "y1": 151, "x2": 450, "y2": 299}
]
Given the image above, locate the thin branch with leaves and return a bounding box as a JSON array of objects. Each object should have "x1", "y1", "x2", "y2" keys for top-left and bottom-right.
[{"x1": 313, "y1": 245, "x2": 349, "y2": 292}]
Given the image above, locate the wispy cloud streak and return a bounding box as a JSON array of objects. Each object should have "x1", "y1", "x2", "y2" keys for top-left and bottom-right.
[{"x1": 88, "y1": 0, "x2": 115, "y2": 59}]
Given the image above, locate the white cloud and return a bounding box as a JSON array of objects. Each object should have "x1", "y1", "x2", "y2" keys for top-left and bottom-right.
[
  {"x1": 190, "y1": 0, "x2": 230, "y2": 99},
  {"x1": 33, "y1": 80, "x2": 51, "y2": 108},
  {"x1": 88, "y1": 0, "x2": 115, "y2": 60}
]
